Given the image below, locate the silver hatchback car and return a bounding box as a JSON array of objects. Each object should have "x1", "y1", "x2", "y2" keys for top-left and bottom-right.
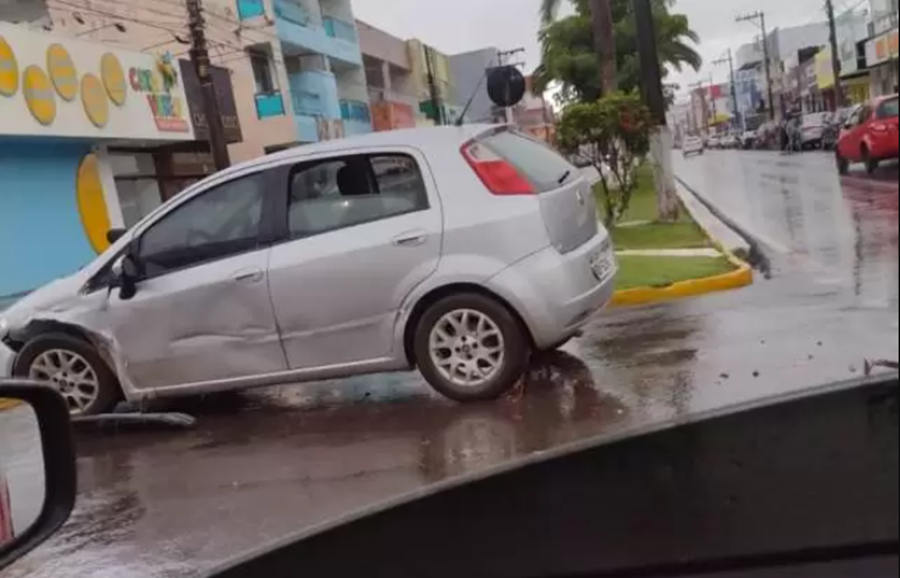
[{"x1": 0, "y1": 126, "x2": 617, "y2": 415}]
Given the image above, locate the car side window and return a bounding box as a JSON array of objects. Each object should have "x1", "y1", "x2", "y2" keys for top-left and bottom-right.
[
  {"x1": 857, "y1": 106, "x2": 872, "y2": 126},
  {"x1": 876, "y1": 98, "x2": 898, "y2": 120},
  {"x1": 138, "y1": 172, "x2": 267, "y2": 278},
  {"x1": 287, "y1": 154, "x2": 428, "y2": 239}
]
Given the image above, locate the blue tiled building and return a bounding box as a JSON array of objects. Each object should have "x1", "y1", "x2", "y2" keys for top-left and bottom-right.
[{"x1": 234, "y1": 0, "x2": 372, "y2": 155}]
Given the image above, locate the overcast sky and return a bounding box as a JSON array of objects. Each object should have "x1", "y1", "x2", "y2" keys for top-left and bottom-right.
[{"x1": 351, "y1": 0, "x2": 838, "y2": 95}]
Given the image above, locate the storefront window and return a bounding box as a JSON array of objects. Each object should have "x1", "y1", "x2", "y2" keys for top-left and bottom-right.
[
  {"x1": 118, "y1": 179, "x2": 164, "y2": 228},
  {"x1": 111, "y1": 153, "x2": 162, "y2": 228}
]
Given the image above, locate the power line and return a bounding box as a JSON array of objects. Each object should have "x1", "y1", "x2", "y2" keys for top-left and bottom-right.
[
  {"x1": 48, "y1": 0, "x2": 187, "y2": 36},
  {"x1": 47, "y1": 1, "x2": 249, "y2": 57}
]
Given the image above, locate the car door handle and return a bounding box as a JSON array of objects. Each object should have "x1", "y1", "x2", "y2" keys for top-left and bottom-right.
[
  {"x1": 392, "y1": 231, "x2": 428, "y2": 247},
  {"x1": 233, "y1": 269, "x2": 264, "y2": 284}
]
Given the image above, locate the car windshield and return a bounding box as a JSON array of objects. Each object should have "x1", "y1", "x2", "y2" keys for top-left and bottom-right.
[
  {"x1": 1, "y1": 1, "x2": 896, "y2": 578},
  {"x1": 878, "y1": 97, "x2": 899, "y2": 119}
]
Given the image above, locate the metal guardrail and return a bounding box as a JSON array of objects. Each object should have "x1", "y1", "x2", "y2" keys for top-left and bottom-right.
[{"x1": 340, "y1": 99, "x2": 371, "y2": 123}]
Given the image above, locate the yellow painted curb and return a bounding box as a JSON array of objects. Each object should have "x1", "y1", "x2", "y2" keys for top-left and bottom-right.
[
  {"x1": 0, "y1": 399, "x2": 23, "y2": 412},
  {"x1": 611, "y1": 254, "x2": 753, "y2": 307}
]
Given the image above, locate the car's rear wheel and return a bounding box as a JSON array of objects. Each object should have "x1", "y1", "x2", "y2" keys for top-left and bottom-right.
[
  {"x1": 13, "y1": 333, "x2": 121, "y2": 416},
  {"x1": 414, "y1": 294, "x2": 529, "y2": 402}
]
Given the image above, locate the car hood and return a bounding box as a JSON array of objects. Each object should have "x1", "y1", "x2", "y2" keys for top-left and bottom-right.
[{"x1": 1, "y1": 272, "x2": 89, "y2": 330}]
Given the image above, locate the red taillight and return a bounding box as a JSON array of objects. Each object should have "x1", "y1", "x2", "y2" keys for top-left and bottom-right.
[
  {"x1": 460, "y1": 141, "x2": 535, "y2": 196},
  {"x1": 872, "y1": 123, "x2": 889, "y2": 133}
]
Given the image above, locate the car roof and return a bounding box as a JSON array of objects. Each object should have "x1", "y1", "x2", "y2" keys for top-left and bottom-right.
[{"x1": 218, "y1": 124, "x2": 498, "y2": 180}]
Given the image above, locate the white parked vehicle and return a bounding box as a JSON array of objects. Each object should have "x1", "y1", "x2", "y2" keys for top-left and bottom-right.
[
  {"x1": 0, "y1": 126, "x2": 617, "y2": 415},
  {"x1": 683, "y1": 136, "x2": 705, "y2": 157}
]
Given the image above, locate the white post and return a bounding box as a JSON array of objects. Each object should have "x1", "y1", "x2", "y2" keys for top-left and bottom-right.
[
  {"x1": 650, "y1": 126, "x2": 678, "y2": 221},
  {"x1": 94, "y1": 146, "x2": 125, "y2": 229}
]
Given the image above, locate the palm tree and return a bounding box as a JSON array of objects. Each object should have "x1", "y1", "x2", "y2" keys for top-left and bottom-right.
[
  {"x1": 541, "y1": 0, "x2": 617, "y2": 95},
  {"x1": 535, "y1": 0, "x2": 702, "y2": 103}
]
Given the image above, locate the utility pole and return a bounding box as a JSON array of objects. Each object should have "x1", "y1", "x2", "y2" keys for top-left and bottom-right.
[
  {"x1": 423, "y1": 44, "x2": 443, "y2": 126},
  {"x1": 737, "y1": 11, "x2": 776, "y2": 121},
  {"x1": 713, "y1": 49, "x2": 741, "y2": 131},
  {"x1": 633, "y1": 0, "x2": 679, "y2": 223},
  {"x1": 826, "y1": 0, "x2": 845, "y2": 109},
  {"x1": 186, "y1": 0, "x2": 230, "y2": 171}
]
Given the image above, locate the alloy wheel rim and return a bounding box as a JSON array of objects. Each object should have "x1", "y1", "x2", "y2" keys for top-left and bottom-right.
[
  {"x1": 29, "y1": 349, "x2": 100, "y2": 415},
  {"x1": 429, "y1": 309, "x2": 505, "y2": 388}
]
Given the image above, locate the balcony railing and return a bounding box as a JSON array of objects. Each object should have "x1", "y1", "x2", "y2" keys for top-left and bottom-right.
[
  {"x1": 255, "y1": 92, "x2": 286, "y2": 119},
  {"x1": 323, "y1": 16, "x2": 357, "y2": 43},
  {"x1": 292, "y1": 90, "x2": 325, "y2": 117},
  {"x1": 340, "y1": 99, "x2": 371, "y2": 123},
  {"x1": 273, "y1": 0, "x2": 312, "y2": 26},
  {"x1": 236, "y1": 0, "x2": 265, "y2": 20},
  {"x1": 272, "y1": 0, "x2": 362, "y2": 65}
]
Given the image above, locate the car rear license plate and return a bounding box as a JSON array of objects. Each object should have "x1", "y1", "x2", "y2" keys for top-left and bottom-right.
[{"x1": 590, "y1": 250, "x2": 615, "y2": 282}]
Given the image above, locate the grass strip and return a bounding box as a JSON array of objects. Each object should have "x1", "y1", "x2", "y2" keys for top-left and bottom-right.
[{"x1": 615, "y1": 255, "x2": 737, "y2": 291}]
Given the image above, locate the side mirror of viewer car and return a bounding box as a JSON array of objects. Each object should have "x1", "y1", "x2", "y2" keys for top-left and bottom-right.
[{"x1": 0, "y1": 381, "x2": 77, "y2": 573}]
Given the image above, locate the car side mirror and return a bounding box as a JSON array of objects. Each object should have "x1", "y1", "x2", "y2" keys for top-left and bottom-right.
[
  {"x1": 106, "y1": 228, "x2": 127, "y2": 245},
  {"x1": 0, "y1": 381, "x2": 77, "y2": 573},
  {"x1": 111, "y1": 254, "x2": 141, "y2": 301}
]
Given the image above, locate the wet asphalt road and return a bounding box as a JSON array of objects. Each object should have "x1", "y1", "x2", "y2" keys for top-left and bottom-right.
[{"x1": 4, "y1": 150, "x2": 899, "y2": 578}]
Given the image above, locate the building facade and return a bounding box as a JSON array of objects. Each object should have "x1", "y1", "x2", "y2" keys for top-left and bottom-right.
[
  {"x1": 406, "y1": 39, "x2": 456, "y2": 126},
  {"x1": 357, "y1": 20, "x2": 420, "y2": 132},
  {"x1": 736, "y1": 22, "x2": 831, "y2": 120},
  {"x1": 864, "y1": 0, "x2": 899, "y2": 97},
  {"x1": 231, "y1": 0, "x2": 373, "y2": 150},
  {"x1": 0, "y1": 23, "x2": 204, "y2": 297}
]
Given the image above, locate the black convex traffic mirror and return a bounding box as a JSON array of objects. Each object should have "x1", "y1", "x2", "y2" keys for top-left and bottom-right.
[{"x1": 0, "y1": 381, "x2": 77, "y2": 572}]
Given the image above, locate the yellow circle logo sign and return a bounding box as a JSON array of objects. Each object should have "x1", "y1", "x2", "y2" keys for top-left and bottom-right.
[
  {"x1": 101, "y1": 53, "x2": 127, "y2": 106},
  {"x1": 47, "y1": 44, "x2": 78, "y2": 101},
  {"x1": 23, "y1": 65, "x2": 56, "y2": 126},
  {"x1": 81, "y1": 73, "x2": 109, "y2": 128},
  {"x1": 0, "y1": 36, "x2": 18, "y2": 97},
  {"x1": 76, "y1": 154, "x2": 112, "y2": 254}
]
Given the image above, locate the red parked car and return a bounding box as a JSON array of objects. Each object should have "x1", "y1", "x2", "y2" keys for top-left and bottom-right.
[{"x1": 837, "y1": 94, "x2": 899, "y2": 175}]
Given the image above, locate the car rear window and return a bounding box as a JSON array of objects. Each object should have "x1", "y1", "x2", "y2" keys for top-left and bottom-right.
[
  {"x1": 877, "y1": 98, "x2": 898, "y2": 119},
  {"x1": 803, "y1": 113, "x2": 828, "y2": 126},
  {"x1": 481, "y1": 130, "x2": 577, "y2": 193}
]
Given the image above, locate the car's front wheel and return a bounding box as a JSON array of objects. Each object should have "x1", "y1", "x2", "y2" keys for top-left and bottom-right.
[
  {"x1": 414, "y1": 294, "x2": 529, "y2": 402},
  {"x1": 13, "y1": 333, "x2": 121, "y2": 416},
  {"x1": 836, "y1": 151, "x2": 850, "y2": 175}
]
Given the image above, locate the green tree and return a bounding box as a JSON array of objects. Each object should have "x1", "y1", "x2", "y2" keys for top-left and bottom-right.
[
  {"x1": 536, "y1": 0, "x2": 702, "y2": 105},
  {"x1": 557, "y1": 92, "x2": 653, "y2": 225}
]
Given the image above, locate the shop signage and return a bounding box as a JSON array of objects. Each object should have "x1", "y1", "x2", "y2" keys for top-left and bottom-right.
[
  {"x1": 129, "y1": 54, "x2": 189, "y2": 133},
  {"x1": 0, "y1": 23, "x2": 194, "y2": 141},
  {"x1": 179, "y1": 59, "x2": 243, "y2": 144},
  {"x1": 816, "y1": 48, "x2": 835, "y2": 90},
  {"x1": 866, "y1": 28, "x2": 900, "y2": 67}
]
